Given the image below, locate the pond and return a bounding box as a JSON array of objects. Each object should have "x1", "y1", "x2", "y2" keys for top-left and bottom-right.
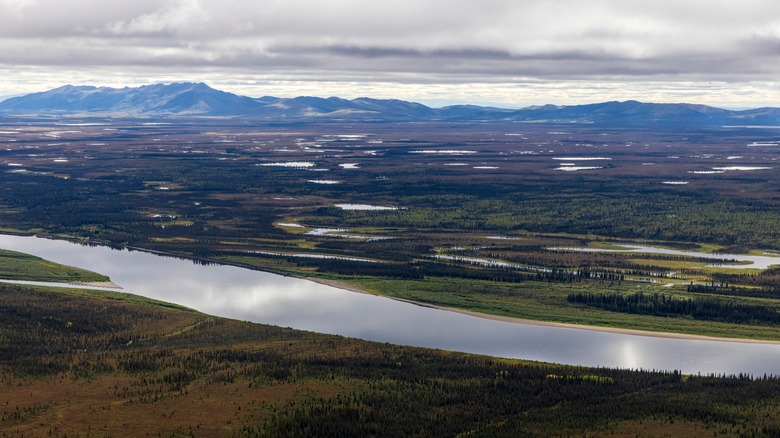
[
  {"x1": 334, "y1": 204, "x2": 399, "y2": 211},
  {"x1": 551, "y1": 244, "x2": 780, "y2": 270},
  {"x1": 2, "y1": 234, "x2": 780, "y2": 376}
]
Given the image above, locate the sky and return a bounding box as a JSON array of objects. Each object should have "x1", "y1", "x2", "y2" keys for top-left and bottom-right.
[{"x1": 1, "y1": 0, "x2": 780, "y2": 108}]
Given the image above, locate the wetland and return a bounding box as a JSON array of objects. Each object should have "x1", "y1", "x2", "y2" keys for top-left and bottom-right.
[
  {"x1": 4, "y1": 118, "x2": 780, "y2": 346},
  {"x1": 5, "y1": 117, "x2": 780, "y2": 435},
  {"x1": 3, "y1": 233, "x2": 780, "y2": 375}
]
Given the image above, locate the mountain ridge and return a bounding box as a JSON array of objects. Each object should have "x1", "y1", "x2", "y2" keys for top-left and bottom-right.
[{"x1": 1, "y1": 82, "x2": 779, "y2": 126}]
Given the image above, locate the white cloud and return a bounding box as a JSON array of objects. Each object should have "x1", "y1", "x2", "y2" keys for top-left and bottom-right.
[
  {"x1": 0, "y1": 0, "x2": 780, "y2": 106},
  {"x1": 0, "y1": 0, "x2": 38, "y2": 18},
  {"x1": 107, "y1": 0, "x2": 209, "y2": 35}
]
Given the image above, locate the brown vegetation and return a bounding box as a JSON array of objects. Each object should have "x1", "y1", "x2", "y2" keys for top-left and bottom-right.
[{"x1": 2, "y1": 283, "x2": 780, "y2": 436}]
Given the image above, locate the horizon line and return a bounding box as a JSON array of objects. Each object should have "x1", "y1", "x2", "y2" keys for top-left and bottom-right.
[{"x1": 2, "y1": 81, "x2": 778, "y2": 112}]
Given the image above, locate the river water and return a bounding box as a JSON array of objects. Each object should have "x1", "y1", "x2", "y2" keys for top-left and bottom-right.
[{"x1": 2, "y1": 234, "x2": 780, "y2": 376}]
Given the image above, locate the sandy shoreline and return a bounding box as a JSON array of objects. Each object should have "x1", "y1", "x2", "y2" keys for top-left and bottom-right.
[{"x1": 308, "y1": 277, "x2": 780, "y2": 345}]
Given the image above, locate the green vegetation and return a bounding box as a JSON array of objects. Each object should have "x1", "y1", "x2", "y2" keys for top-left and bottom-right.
[
  {"x1": 4, "y1": 117, "x2": 780, "y2": 435},
  {"x1": 3, "y1": 119, "x2": 780, "y2": 340},
  {"x1": 0, "y1": 247, "x2": 109, "y2": 283},
  {"x1": 2, "y1": 281, "x2": 780, "y2": 437},
  {"x1": 347, "y1": 276, "x2": 780, "y2": 341}
]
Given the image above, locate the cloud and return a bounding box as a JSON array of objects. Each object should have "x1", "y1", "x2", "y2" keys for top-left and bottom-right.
[
  {"x1": 106, "y1": 0, "x2": 209, "y2": 35},
  {"x1": 0, "y1": 0, "x2": 779, "y2": 106},
  {"x1": 0, "y1": 0, "x2": 38, "y2": 18}
]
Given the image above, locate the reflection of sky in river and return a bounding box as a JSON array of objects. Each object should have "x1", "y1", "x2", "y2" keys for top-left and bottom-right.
[{"x1": 2, "y1": 234, "x2": 780, "y2": 376}]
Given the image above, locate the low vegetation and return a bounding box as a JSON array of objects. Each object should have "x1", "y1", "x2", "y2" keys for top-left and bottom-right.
[
  {"x1": 0, "y1": 247, "x2": 109, "y2": 283},
  {"x1": 346, "y1": 275, "x2": 780, "y2": 341},
  {"x1": 2, "y1": 282, "x2": 780, "y2": 437},
  {"x1": 4, "y1": 119, "x2": 780, "y2": 339},
  {"x1": 4, "y1": 118, "x2": 780, "y2": 435}
]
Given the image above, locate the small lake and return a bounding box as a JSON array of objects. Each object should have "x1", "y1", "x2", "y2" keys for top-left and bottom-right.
[
  {"x1": 2, "y1": 234, "x2": 780, "y2": 376},
  {"x1": 552, "y1": 244, "x2": 780, "y2": 270},
  {"x1": 334, "y1": 204, "x2": 399, "y2": 211}
]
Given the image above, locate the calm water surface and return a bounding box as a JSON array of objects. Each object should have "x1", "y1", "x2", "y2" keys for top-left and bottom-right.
[
  {"x1": 552, "y1": 244, "x2": 780, "y2": 269},
  {"x1": 2, "y1": 234, "x2": 780, "y2": 376}
]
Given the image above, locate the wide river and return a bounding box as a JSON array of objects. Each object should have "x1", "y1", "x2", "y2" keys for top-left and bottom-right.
[{"x1": 2, "y1": 234, "x2": 780, "y2": 376}]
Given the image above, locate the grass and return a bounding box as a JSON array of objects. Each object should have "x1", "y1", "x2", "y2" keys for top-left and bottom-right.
[
  {"x1": 43, "y1": 284, "x2": 196, "y2": 312},
  {"x1": 0, "y1": 248, "x2": 109, "y2": 283},
  {"x1": 149, "y1": 237, "x2": 197, "y2": 243},
  {"x1": 345, "y1": 276, "x2": 780, "y2": 341},
  {"x1": 210, "y1": 235, "x2": 780, "y2": 342}
]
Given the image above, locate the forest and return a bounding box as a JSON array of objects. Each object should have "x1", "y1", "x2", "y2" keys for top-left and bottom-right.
[{"x1": 567, "y1": 291, "x2": 780, "y2": 325}]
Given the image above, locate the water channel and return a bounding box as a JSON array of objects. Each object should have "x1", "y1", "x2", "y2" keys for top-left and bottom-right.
[
  {"x1": 552, "y1": 244, "x2": 780, "y2": 270},
  {"x1": 2, "y1": 234, "x2": 780, "y2": 376}
]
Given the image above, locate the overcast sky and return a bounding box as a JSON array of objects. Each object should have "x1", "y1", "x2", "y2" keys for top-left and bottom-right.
[{"x1": 1, "y1": 0, "x2": 780, "y2": 107}]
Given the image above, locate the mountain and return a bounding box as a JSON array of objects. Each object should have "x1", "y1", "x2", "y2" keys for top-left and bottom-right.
[
  {"x1": 0, "y1": 83, "x2": 438, "y2": 119},
  {"x1": 2, "y1": 82, "x2": 780, "y2": 126},
  {"x1": 503, "y1": 100, "x2": 780, "y2": 126},
  {"x1": 0, "y1": 82, "x2": 260, "y2": 116},
  {"x1": 0, "y1": 93, "x2": 24, "y2": 103}
]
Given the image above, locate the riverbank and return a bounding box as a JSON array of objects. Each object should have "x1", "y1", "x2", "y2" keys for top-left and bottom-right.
[
  {"x1": 308, "y1": 277, "x2": 780, "y2": 345},
  {"x1": 9, "y1": 232, "x2": 780, "y2": 346},
  {"x1": 12, "y1": 228, "x2": 780, "y2": 344}
]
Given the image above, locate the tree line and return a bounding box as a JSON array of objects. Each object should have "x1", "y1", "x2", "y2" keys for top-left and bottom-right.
[{"x1": 567, "y1": 291, "x2": 780, "y2": 325}]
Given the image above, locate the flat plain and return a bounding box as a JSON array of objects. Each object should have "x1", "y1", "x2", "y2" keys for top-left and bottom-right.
[
  {"x1": 3, "y1": 118, "x2": 780, "y2": 338},
  {"x1": 4, "y1": 118, "x2": 780, "y2": 435}
]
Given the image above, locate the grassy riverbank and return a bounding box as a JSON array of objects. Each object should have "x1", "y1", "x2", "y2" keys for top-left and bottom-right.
[
  {"x1": 3, "y1": 281, "x2": 780, "y2": 436},
  {"x1": 0, "y1": 247, "x2": 109, "y2": 283},
  {"x1": 320, "y1": 275, "x2": 780, "y2": 342},
  {"x1": 222, "y1": 251, "x2": 780, "y2": 342},
  {"x1": 7, "y1": 232, "x2": 780, "y2": 343}
]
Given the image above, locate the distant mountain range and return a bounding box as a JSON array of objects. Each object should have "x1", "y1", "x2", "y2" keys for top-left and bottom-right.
[{"x1": 1, "y1": 82, "x2": 780, "y2": 126}]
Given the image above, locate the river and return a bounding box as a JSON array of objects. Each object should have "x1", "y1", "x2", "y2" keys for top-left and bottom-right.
[{"x1": 2, "y1": 234, "x2": 780, "y2": 376}]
